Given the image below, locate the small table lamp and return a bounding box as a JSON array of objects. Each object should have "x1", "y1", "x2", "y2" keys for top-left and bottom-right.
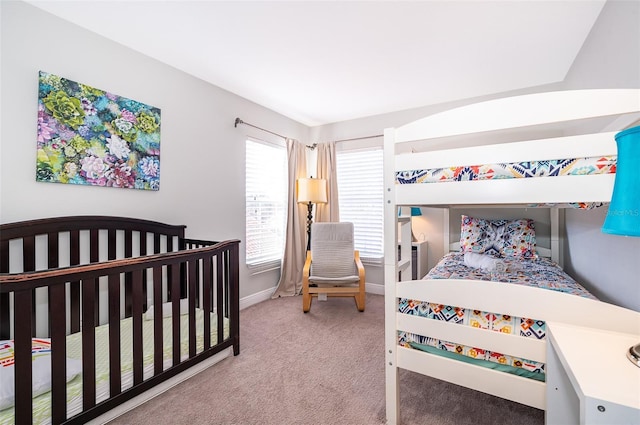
[
  {"x1": 601, "y1": 125, "x2": 640, "y2": 367},
  {"x1": 410, "y1": 207, "x2": 422, "y2": 242},
  {"x1": 297, "y1": 177, "x2": 328, "y2": 251}
]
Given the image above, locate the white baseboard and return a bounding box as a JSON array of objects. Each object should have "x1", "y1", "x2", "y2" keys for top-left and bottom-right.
[
  {"x1": 240, "y1": 286, "x2": 276, "y2": 310},
  {"x1": 88, "y1": 347, "x2": 233, "y2": 424},
  {"x1": 366, "y1": 282, "x2": 384, "y2": 295}
]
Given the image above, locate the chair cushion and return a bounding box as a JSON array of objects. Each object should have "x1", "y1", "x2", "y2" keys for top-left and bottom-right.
[
  {"x1": 308, "y1": 275, "x2": 360, "y2": 286},
  {"x1": 310, "y1": 222, "x2": 357, "y2": 279}
]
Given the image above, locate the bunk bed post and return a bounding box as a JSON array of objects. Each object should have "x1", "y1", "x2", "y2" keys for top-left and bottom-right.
[
  {"x1": 383, "y1": 127, "x2": 400, "y2": 425},
  {"x1": 443, "y1": 208, "x2": 450, "y2": 255},
  {"x1": 550, "y1": 208, "x2": 562, "y2": 267}
]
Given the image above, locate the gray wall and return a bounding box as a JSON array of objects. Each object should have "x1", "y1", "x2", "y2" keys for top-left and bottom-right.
[
  {"x1": 0, "y1": 1, "x2": 309, "y2": 299},
  {"x1": 559, "y1": 0, "x2": 640, "y2": 311}
]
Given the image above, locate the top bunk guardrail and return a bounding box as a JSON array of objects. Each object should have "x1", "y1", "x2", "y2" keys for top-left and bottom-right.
[
  {"x1": 384, "y1": 89, "x2": 640, "y2": 207},
  {"x1": 389, "y1": 89, "x2": 640, "y2": 145}
]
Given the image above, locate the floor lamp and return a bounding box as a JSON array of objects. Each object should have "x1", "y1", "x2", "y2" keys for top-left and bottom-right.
[{"x1": 297, "y1": 177, "x2": 328, "y2": 252}]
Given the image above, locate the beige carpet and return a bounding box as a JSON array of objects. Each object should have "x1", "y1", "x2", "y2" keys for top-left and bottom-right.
[{"x1": 108, "y1": 294, "x2": 544, "y2": 425}]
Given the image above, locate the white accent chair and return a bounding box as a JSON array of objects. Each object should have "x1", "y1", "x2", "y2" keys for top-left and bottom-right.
[{"x1": 302, "y1": 222, "x2": 366, "y2": 312}]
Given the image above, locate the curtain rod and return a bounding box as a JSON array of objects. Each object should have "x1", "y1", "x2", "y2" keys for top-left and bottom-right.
[
  {"x1": 234, "y1": 117, "x2": 382, "y2": 145},
  {"x1": 320, "y1": 134, "x2": 383, "y2": 143},
  {"x1": 234, "y1": 118, "x2": 286, "y2": 139}
]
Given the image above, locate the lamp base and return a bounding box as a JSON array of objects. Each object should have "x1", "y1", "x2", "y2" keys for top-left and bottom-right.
[
  {"x1": 627, "y1": 342, "x2": 640, "y2": 367},
  {"x1": 305, "y1": 201, "x2": 313, "y2": 252}
]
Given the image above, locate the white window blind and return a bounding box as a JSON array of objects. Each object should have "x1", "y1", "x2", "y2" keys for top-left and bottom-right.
[
  {"x1": 245, "y1": 139, "x2": 287, "y2": 267},
  {"x1": 337, "y1": 148, "x2": 384, "y2": 260}
]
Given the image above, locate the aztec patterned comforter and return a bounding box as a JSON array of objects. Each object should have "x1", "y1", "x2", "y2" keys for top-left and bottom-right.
[{"x1": 398, "y1": 252, "x2": 596, "y2": 380}]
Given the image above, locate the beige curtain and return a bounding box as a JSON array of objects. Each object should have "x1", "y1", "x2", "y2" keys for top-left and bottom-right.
[
  {"x1": 272, "y1": 139, "x2": 307, "y2": 298},
  {"x1": 315, "y1": 142, "x2": 340, "y2": 222}
]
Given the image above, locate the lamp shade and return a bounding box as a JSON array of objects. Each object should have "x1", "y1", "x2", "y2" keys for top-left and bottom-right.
[
  {"x1": 602, "y1": 125, "x2": 640, "y2": 237},
  {"x1": 297, "y1": 178, "x2": 328, "y2": 204}
]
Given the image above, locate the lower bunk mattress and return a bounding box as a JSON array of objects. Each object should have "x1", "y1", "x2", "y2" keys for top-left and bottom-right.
[
  {"x1": 398, "y1": 252, "x2": 596, "y2": 381},
  {"x1": 0, "y1": 308, "x2": 229, "y2": 425}
]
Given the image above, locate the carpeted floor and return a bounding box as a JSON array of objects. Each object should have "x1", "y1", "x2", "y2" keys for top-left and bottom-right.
[{"x1": 108, "y1": 294, "x2": 544, "y2": 425}]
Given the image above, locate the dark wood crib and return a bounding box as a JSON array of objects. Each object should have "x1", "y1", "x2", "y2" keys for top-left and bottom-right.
[{"x1": 0, "y1": 216, "x2": 240, "y2": 424}]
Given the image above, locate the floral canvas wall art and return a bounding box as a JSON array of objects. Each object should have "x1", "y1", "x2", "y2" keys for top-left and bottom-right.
[{"x1": 36, "y1": 71, "x2": 161, "y2": 190}]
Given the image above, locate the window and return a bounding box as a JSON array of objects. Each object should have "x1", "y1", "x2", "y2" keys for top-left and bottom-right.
[
  {"x1": 245, "y1": 139, "x2": 287, "y2": 269},
  {"x1": 336, "y1": 148, "x2": 384, "y2": 260}
]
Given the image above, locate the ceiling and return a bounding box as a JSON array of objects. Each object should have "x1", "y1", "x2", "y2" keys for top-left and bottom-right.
[{"x1": 27, "y1": 1, "x2": 607, "y2": 127}]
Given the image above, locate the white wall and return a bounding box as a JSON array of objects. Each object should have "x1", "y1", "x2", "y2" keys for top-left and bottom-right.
[
  {"x1": 312, "y1": 0, "x2": 640, "y2": 311},
  {"x1": 0, "y1": 1, "x2": 309, "y2": 299}
]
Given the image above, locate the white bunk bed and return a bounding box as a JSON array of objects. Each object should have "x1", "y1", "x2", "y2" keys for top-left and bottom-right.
[{"x1": 383, "y1": 89, "x2": 640, "y2": 424}]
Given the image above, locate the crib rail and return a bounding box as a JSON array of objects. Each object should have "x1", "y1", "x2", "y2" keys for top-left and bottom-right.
[
  {"x1": 0, "y1": 216, "x2": 188, "y2": 338},
  {"x1": 0, "y1": 217, "x2": 240, "y2": 425}
]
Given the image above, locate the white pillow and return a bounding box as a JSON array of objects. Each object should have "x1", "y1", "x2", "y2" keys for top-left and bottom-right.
[
  {"x1": 463, "y1": 252, "x2": 505, "y2": 272},
  {"x1": 144, "y1": 298, "x2": 190, "y2": 321},
  {"x1": 0, "y1": 338, "x2": 82, "y2": 411}
]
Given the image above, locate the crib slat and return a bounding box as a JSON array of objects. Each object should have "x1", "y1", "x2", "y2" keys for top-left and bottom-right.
[
  {"x1": 0, "y1": 238, "x2": 8, "y2": 273},
  {"x1": 203, "y1": 256, "x2": 212, "y2": 350},
  {"x1": 132, "y1": 269, "x2": 144, "y2": 385},
  {"x1": 70, "y1": 229, "x2": 80, "y2": 265},
  {"x1": 171, "y1": 263, "x2": 181, "y2": 366},
  {"x1": 166, "y1": 237, "x2": 174, "y2": 301},
  {"x1": 90, "y1": 229, "x2": 100, "y2": 325},
  {"x1": 70, "y1": 230, "x2": 81, "y2": 333},
  {"x1": 153, "y1": 265, "x2": 163, "y2": 375},
  {"x1": 225, "y1": 250, "x2": 232, "y2": 317},
  {"x1": 0, "y1": 293, "x2": 8, "y2": 339},
  {"x1": 47, "y1": 232, "x2": 59, "y2": 268},
  {"x1": 0, "y1": 239, "x2": 8, "y2": 339},
  {"x1": 193, "y1": 245, "x2": 201, "y2": 306},
  {"x1": 23, "y1": 235, "x2": 37, "y2": 336},
  {"x1": 108, "y1": 273, "x2": 121, "y2": 397},
  {"x1": 229, "y1": 242, "x2": 240, "y2": 355},
  {"x1": 188, "y1": 259, "x2": 197, "y2": 357},
  {"x1": 82, "y1": 278, "x2": 97, "y2": 410},
  {"x1": 23, "y1": 235, "x2": 35, "y2": 271},
  {"x1": 216, "y1": 254, "x2": 224, "y2": 345},
  {"x1": 47, "y1": 232, "x2": 59, "y2": 338},
  {"x1": 14, "y1": 289, "x2": 33, "y2": 424},
  {"x1": 124, "y1": 230, "x2": 133, "y2": 318},
  {"x1": 49, "y1": 283, "x2": 66, "y2": 424},
  {"x1": 108, "y1": 229, "x2": 116, "y2": 260},
  {"x1": 89, "y1": 229, "x2": 99, "y2": 263},
  {"x1": 140, "y1": 232, "x2": 148, "y2": 311},
  {"x1": 167, "y1": 234, "x2": 174, "y2": 253}
]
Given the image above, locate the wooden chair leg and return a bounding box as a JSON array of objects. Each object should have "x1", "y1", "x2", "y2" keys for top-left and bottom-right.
[
  {"x1": 355, "y1": 292, "x2": 365, "y2": 312},
  {"x1": 302, "y1": 251, "x2": 312, "y2": 313},
  {"x1": 303, "y1": 291, "x2": 312, "y2": 313}
]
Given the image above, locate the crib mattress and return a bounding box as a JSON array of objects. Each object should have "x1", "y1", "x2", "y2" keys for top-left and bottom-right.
[
  {"x1": 398, "y1": 252, "x2": 596, "y2": 380},
  {"x1": 0, "y1": 309, "x2": 229, "y2": 425}
]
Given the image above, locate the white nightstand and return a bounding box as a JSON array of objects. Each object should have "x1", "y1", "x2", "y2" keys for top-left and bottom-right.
[
  {"x1": 546, "y1": 322, "x2": 640, "y2": 424},
  {"x1": 397, "y1": 240, "x2": 428, "y2": 280},
  {"x1": 412, "y1": 241, "x2": 428, "y2": 280}
]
